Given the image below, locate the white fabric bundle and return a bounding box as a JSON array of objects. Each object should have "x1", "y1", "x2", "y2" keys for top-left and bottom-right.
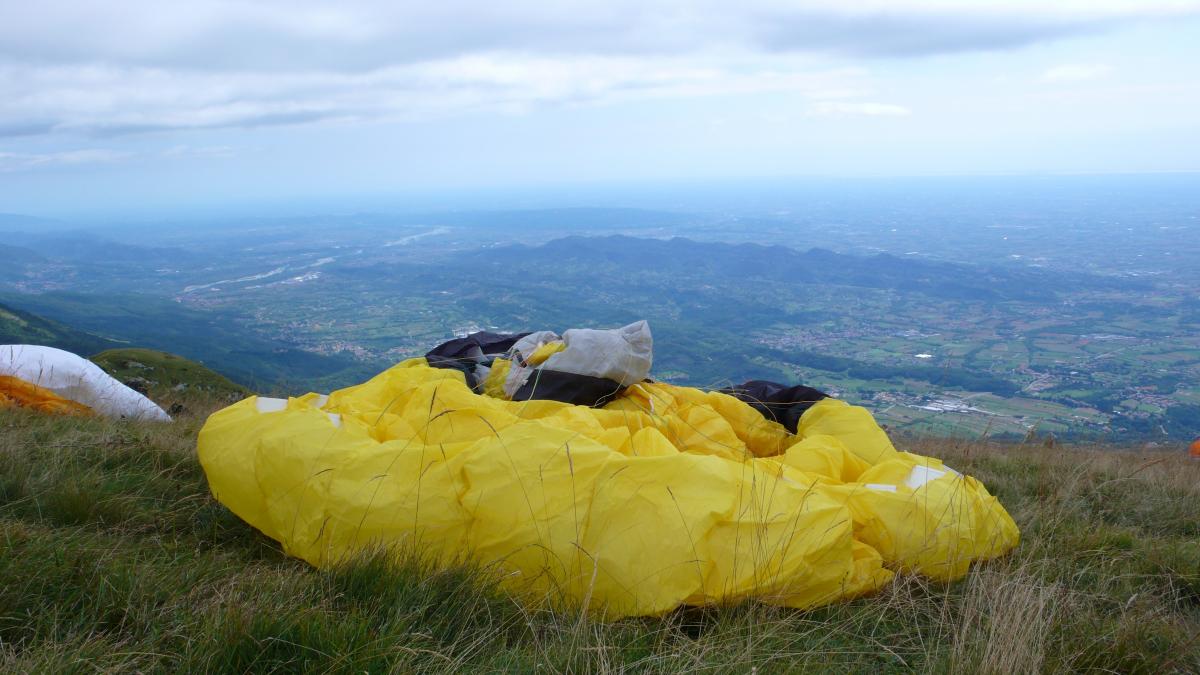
[
  {"x1": 545, "y1": 320, "x2": 653, "y2": 385},
  {"x1": 502, "y1": 321, "x2": 653, "y2": 397},
  {"x1": 1, "y1": 344, "x2": 171, "y2": 421}
]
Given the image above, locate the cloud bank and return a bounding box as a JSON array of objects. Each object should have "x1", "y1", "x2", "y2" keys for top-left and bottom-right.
[{"x1": 0, "y1": 1, "x2": 1196, "y2": 139}]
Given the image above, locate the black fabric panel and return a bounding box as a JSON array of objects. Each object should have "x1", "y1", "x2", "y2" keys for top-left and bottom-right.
[
  {"x1": 512, "y1": 368, "x2": 626, "y2": 408},
  {"x1": 721, "y1": 380, "x2": 829, "y2": 434},
  {"x1": 425, "y1": 331, "x2": 530, "y2": 374}
]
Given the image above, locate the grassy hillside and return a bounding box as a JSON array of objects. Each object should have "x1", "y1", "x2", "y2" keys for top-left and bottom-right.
[
  {"x1": 1, "y1": 405, "x2": 1197, "y2": 673},
  {"x1": 0, "y1": 301, "x2": 119, "y2": 356},
  {"x1": 91, "y1": 348, "x2": 249, "y2": 399}
]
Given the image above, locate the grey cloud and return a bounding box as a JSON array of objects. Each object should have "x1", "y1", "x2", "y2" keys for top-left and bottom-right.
[
  {"x1": 748, "y1": 9, "x2": 1121, "y2": 57},
  {"x1": 1, "y1": 1, "x2": 1197, "y2": 141},
  {"x1": 0, "y1": 54, "x2": 881, "y2": 137},
  {"x1": 0, "y1": 121, "x2": 59, "y2": 138},
  {"x1": 3, "y1": 1, "x2": 1197, "y2": 71},
  {"x1": 86, "y1": 110, "x2": 344, "y2": 137}
]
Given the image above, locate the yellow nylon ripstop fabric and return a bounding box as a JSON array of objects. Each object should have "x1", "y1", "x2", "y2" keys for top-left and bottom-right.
[
  {"x1": 0, "y1": 375, "x2": 94, "y2": 416},
  {"x1": 198, "y1": 358, "x2": 1019, "y2": 619}
]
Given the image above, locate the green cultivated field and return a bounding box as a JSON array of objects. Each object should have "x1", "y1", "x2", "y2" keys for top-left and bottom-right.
[{"x1": 2, "y1": 404, "x2": 1197, "y2": 673}]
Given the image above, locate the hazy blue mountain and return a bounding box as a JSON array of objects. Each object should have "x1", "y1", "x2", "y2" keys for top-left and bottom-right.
[
  {"x1": 474, "y1": 235, "x2": 1144, "y2": 302},
  {"x1": 0, "y1": 244, "x2": 46, "y2": 265},
  {"x1": 0, "y1": 213, "x2": 70, "y2": 230},
  {"x1": 2, "y1": 231, "x2": 196, "y2": 264}
]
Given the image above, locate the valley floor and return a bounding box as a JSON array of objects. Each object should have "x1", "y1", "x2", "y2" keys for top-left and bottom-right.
[{"x1": 1, "y1": 402, "x2": 1198, "y2": 673}]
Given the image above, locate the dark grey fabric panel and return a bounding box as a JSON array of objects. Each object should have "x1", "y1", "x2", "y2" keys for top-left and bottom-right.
[
  {"x1": 721, "y1": 380, "x2": 829, "y2": 433},
  {"x1": 512, "y1": 368, "x2": 626, "y2": 407},
  {"x1": 425, "y1": 331, "x2": 530, "y2": 375}
]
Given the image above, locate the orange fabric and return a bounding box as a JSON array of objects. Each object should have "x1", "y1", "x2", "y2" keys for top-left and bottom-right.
[
  {"x1": 0, "y1": 375, "x2": 94, "y2": 416},
  {"x1": 1190, "y1": 440, "x2": 1200, "y2": 458}
]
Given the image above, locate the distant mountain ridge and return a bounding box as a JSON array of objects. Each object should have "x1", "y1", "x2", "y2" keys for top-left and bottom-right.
[
  {"x1": 0, "y1": 244, "x2": 46, "y2": 264},
  {"x1": 476, "y1": 235, "x2": 1142, "y2": 303},
  {"x1": 2, "y1": 231, "x2": 195, "y2": 264},
  {"x1": 0, "y1": 213, "x2": 69, "y2": 230}
]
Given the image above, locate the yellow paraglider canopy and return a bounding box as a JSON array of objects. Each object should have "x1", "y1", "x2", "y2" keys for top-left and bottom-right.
[{"x1": 199, "y1": 330, "x2": 1019, "y2": 619}]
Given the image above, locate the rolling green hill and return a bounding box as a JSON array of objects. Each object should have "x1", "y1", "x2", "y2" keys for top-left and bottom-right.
[
  {"x1": 0, "y1": 293, "x2": 383, "y2": 393},
  {"x1": 0, "y1": 302, "x2": 120, "y2": 356},
  {"x1": 90, "y1": 348, "x2": 249, "y2": 399}
]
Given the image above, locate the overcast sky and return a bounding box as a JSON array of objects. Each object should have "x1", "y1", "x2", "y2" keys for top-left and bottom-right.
[{"x1": 2, "y1": 0, "x2": 1199, "y2": 217}]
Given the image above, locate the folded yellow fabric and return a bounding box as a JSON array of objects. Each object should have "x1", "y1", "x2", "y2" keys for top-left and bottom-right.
[
  {"x1": 0, "y1": 375, "x2": 94, "y2": 416},
  {"x1": 198, "y1": 358, "x2": 1018, "y2": 618}
]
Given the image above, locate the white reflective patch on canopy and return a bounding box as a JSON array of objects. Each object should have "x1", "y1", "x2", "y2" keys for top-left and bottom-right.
[
  {"x1": 865, "y1": 483, "x2": 898, "y2": 492},
  {"x1": 255, "y1": 397, "x2": 288, "y2": 413},
  {"x1": 906, "y1": 465, "x2": 948, "y2": 490}
]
